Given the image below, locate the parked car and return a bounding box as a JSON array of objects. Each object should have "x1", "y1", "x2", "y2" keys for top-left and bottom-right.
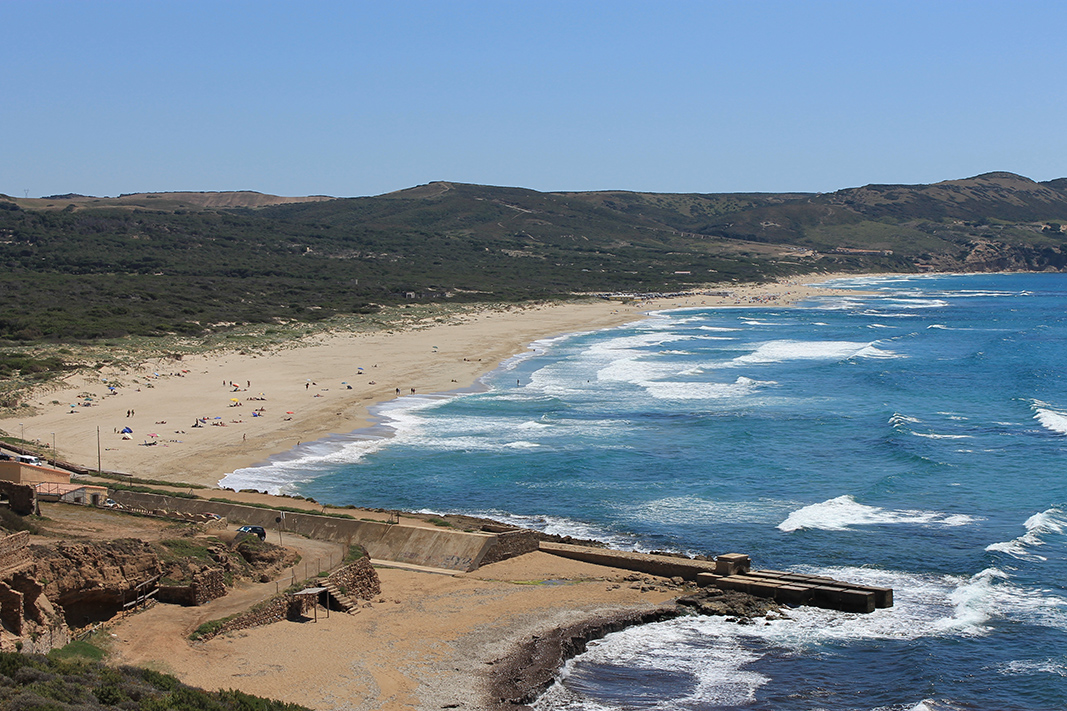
[
  {"x1": 15, "y1": 455, "x2": 41, "y2": 465},
  {"x1": 237, "y1": 525, "x2": 266, "y2": 541}
]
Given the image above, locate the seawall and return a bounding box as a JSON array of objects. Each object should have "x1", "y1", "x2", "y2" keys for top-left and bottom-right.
[{"x1": 109, "y1": 490, "x2": 501, "y2": 572}]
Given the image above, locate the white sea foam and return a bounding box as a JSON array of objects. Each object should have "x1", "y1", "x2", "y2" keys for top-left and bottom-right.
[
  {"x1": 889, "y1": 413, "x2": 921, "y2": 428},
  {"x1": 517, "y1": 420, "x2": 552, "y2": 431},
  {"x1": 725, "y1": 339, "x2": 901, "y2": 366},
  {"x1": 777, "y1": 495, "x2": 979, "y2": 532},
  {"x1": 998, "y1": 658, "x2": 1067, "y2": 677},
  {"x1": 595, "y1": 356, "x2": 682, "y2": 384},
  {"x1": 985, "y1": 507, "x2": 1067, "y2": 561},
  {"x1": 640, "y1": 376, "x2": 776, "y2": 401},
  {"x1": 535, "y1": 621, "x2": 768, "y2": 710},
  {"x1": 884, "y1": 298, "x2": 950, "y2": 309},
  {"x1": 933, "y1": 567, "x2": 1067, "y2": 634},
  {"x1": 470, "y1": 510, "x2": 638, "y2": 549},
  {"x1": 697, "y1": 325, "x2": 740, "y2": 332},
  {"x1": 219, "y1": 392, "x2": 467, "y2": 492},
  {"x1": 1031, "y1": 400, "x2": 1067, "y2": 435},
  {"x1": 789, "y1": 565, "x2": 1066, "y2": 639},
  {"x1": 912, "y1": 432, "x2": 972, "y2": 440},
  {"x1": 630, "y1": 495, "x2": 794, "y2": 526}
]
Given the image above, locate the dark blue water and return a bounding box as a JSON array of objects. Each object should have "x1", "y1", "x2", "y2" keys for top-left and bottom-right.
[{"x1": 224, "y1": 273, "x2": 1067, "y2": 710}]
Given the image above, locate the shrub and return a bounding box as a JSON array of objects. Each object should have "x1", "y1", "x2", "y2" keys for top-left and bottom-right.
[{"x1": 48, "y1": 640, "x2": 105, "y2": 662}]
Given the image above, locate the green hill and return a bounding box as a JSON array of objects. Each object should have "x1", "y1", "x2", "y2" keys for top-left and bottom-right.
[{"x1": 1, "y1": 172, "x2": 1066, "y2": 343}]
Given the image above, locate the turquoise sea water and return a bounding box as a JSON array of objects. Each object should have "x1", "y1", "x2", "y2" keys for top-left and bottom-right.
[{"x1": 223, "y1": 273, "x2": 1067, "y2": 710}]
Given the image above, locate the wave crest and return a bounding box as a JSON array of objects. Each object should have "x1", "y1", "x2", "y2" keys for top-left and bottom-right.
[{"x1": 778, "y1": 495, "x2": 978, "y2": 532}]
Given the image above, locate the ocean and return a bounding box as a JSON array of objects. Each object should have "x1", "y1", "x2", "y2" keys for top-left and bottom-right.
[{"x1": 222, "y1": 273, "x2": 1067, "y2": 710}]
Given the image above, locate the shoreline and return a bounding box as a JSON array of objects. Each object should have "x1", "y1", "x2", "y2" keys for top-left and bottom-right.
[{"x1": 1, "y1": 273, "x2": 868, "y2": 490}]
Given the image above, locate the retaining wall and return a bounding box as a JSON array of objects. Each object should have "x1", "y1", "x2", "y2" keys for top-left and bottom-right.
[
  {"x1": 327, "y1": 556, "x2": 380, "y2": 600},
  {"x1": 110, "y1": 491, "x2": 498, "y2": 572}
]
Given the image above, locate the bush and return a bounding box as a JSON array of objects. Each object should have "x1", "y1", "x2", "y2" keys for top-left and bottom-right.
[
  {"x1": 0, "y1": 652, "x2": 312, "y2": 710},
  {"x1": 48, "y1": 639, "x2": 105, "y2": 662}
]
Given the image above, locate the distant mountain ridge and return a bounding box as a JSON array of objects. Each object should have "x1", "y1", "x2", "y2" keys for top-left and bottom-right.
[
  {"x1": 1, "y1": 171, "x2": 1066, "y2": 341},
  {"x1": 16, "y1": 191, "x2": 334, "y2": 211}
]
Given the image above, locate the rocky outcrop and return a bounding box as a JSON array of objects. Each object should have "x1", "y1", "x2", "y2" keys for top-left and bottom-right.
[
  {"x1": 0, "y1": 533, "x2": 70, "y2": 653},
  {"x1": 676, "y1": 587, "x2": 782, "y2": 619},
  {"x1": 30, "y1": 539, "x2": 162, "y2": 627},
  {"x1": 0, "y1": 482, "x2": 36, "y2": 516}
]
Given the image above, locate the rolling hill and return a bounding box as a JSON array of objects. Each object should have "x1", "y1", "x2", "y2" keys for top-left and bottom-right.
[{"x1": 1, "y1": 171, "x2": 1066, "y2": 342}]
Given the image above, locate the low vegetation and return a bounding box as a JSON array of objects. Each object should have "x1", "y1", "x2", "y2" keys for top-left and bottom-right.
[{"x1": 0, "y1": 651, "x2": 311, "y2": 710}]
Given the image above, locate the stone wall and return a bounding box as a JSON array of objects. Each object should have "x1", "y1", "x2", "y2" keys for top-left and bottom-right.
[
  {"x1": 157, "y1": 568, "x2": 227, "y2": 607},
  {"x1": 0, "y1": 482, "x2": 36, "y2": 516},
  {"x1": 327, "y1": 554, "x2": 380, "y2": 600},
  {"x1": 191, "y1": 568, "x2": 227, "y2": 605},
  {"x1": 0, "y1": 531, "x2": 30, "y2": 572},
  {"x1": 478, "y1": 529, "x2": 540, "y2": 566},
  {"x1": 201, "y1": 593, "x2": 305, "y2": 641}
]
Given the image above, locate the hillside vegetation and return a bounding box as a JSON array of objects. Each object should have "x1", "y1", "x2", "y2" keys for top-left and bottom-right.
[
  {"x1": 0, "y1": 650, "x2": 311, "y2": 710},
  {"x1": 1, "y1": 171, "x2": 1066, "y2": 344}
]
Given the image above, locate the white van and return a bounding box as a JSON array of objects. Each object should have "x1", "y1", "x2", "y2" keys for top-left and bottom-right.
[{"x1": 15, "y1": 454, "x2": 41, "y2": 466}]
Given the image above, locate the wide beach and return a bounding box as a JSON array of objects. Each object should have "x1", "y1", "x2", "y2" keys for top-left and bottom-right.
[{"x1": 2, "y1": 277, "x2": 855, "y2": 488}]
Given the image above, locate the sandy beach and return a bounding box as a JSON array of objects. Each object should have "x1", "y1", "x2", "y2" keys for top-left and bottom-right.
[{"x1": 2, "y1": 276, "x2": 859, "y2": 488}]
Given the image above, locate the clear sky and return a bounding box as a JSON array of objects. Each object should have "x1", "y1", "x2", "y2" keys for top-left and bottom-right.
[{"x1": 3, "y1": 1, "x2": 1065, "y2": 198}]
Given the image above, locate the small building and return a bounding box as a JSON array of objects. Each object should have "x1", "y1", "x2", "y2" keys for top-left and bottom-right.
[
  {"x1": 0, "y1": 461, "x2": 71, "y2": 487},
  {"x1": 34, "y1": 482, "x2": 109, "y2": 506}
]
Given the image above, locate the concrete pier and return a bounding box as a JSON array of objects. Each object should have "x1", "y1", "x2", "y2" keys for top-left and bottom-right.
[{"x1": 540, "y1": 543, "x2": 892, "y2": 614}]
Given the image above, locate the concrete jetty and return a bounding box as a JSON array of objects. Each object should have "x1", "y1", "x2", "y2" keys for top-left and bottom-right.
[{"x1": 540, "y1": 543, "x2": 892, "y2": 614}]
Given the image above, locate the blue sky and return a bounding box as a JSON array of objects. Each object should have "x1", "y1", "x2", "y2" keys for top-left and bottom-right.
[{"x1": 3, "y1": 1, "x2": 1065, "y2": 198}]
